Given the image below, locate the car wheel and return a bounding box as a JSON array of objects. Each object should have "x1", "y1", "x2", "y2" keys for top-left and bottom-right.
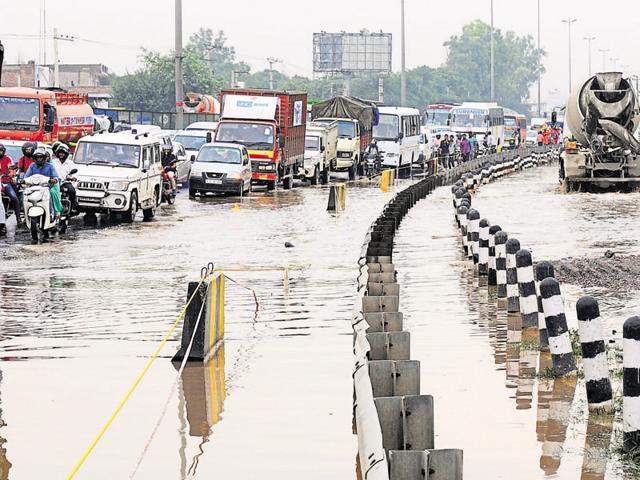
[
  {"x1": 143, "y1": 188, "x2": 159, "y2": 221},
  {"x1": 123, "y1": 191, "x2": 138, "y2": 223}
]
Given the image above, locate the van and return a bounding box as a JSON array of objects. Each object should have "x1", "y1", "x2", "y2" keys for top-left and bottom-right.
[
  {"x1": 74, "y1": 131, "x2": 163, "y2": 222},
  {"x1": 188, "y1": 143, "x2": 251, "y2": 197},
  {"x1": 301, "y1": 121, "x2": 337, "y2": 185}
]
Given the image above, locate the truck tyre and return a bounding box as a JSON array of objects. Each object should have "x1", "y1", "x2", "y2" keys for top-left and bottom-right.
[
  {"x1": 310, "y1": 167, "x2": 320, "y2": 186},
  {"x1": 348, "y1": 163, "x2": 356, "y2": 181},
  {"x1": 321, "y1": 167, "x2": 329, "y2": 185},
  {"x1": 283, "y1": 175, "x2": 293, "y2": 190},
  {"x1": 123, "y1": 191, "x2": 138, "y2": 223},
  {"x1": 266, "y1": 180, "x2": 276, "y2": 191}
]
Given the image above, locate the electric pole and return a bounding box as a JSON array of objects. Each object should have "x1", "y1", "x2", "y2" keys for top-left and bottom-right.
[
  {"x1": 561, "y1": 18, "x2": 577, "y2": 94},
  {"x1": 174, "y1": 0, "x2": 184, "y2": 130},
  {"x1": 584, "y1": 36, "x2": 596, "y2": 76},
  {"x1": 400, "y1": 0, "x2": 407, "y2": 107},
  {"x1": 52, "y1": 30, "x2": 75, "y2": 88},
  {"x1": 537, "y1": 0, "x2": 541, "y2": 116},
  {"x1": 266, "y1": 57, "x2": 281, "y2": 90},
  {"x1": 490, "y1": 0, "x2": 495, "y2": 102}
]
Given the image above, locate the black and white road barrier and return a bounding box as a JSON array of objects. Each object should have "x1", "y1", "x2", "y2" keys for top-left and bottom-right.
[
  {"x1": 516, "y1": 249, "x2": 538, "y2": 330},
  {"x1": 535, "y1": 261, "x2": 554, "y2": 350},
  {"x1": 495, "y1": 231, "x2": 508, "y2": 298},
  {"x1": 467, "y1": 209, "x2": 480, "y2": 263},
  {"x1": 623, "y1": 315, "x2": 640, "y2": 453},
  {"x1": 457, "y1": 206, "x2": 469, "y2": 256},
  {"x1": 488, "y1": 225, "x2": 501, "y2": 286},
  {"x1": 479, "y1": 219, "x2": 490, "y2": 276},
  {"x1": 540, "y1": 278, "x2": 577, "y2": 377},
  {"x1": 505, "y1": 238, "x2": 521, "y2": 313},
  {"x1": 575, "y1": 296, "x2": 613, "y2": 412}
]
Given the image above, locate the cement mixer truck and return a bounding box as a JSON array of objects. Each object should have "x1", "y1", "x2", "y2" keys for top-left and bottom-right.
[{"x1": 561, "y1": 72, "x2": 640, "y2": 190}]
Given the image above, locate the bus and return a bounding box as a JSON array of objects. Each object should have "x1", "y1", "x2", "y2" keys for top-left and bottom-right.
[
  {"x1": 503, "y1": 109, "x2": 527, "y2": 148},
  {"x1": 424, "y1": 103, "x2": 457, "y2": 127},
  {"x1": 450, "y1": 102, "x2": 505, "y2": 148},
  {"x1": 373, "y1": 106, "x2": 422, "y2": 168}
]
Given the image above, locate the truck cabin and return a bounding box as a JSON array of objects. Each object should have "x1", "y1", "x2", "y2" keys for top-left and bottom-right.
[
  {"x1": 314, "y1": 118, "x2": 357, "y2": 140},
  {"x1": 305, "y1": 134, "x2": 324, "y2": 152},
  {"x1": 0, "y1": 88, "x2": 58, "y2": 138},
  {"x1": 215, "y1": 121, "x2": 278, "y2": 152}
]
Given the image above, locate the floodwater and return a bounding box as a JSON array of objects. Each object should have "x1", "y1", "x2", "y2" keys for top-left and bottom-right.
[
  {"x1": 0, "y1": 178, "x2": 402, "y2": 479},
  {"x1": 393, "y1": 164, "x2": 640, "y2": 479},
  {"x1": 2, "y1": 164, "x2": 640, "y2": 479}
]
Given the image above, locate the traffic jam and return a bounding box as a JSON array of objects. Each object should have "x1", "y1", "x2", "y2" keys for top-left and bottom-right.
[{"x1": 0, "y1": 87, "x2": 434, "y2": 243}]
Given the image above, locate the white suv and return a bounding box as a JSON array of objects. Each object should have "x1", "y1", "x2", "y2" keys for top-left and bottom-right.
[{"x1": 74, "y1": 131, "x2": 163, "y2": 222}]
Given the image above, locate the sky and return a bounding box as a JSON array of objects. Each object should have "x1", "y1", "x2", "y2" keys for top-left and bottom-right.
[{"x1": 2, "y1": 0, "x2": 639, "y2": 110}]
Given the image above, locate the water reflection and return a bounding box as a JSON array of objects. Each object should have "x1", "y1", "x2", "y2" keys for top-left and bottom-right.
[
  {"x1": 0, "y1": 372, "x2": 10, "y2": 480},
  {"x1": 538, "y1": 374, "x2": 578, "y2": 475},
  {"x1": 177, "y1": 345, "x2": 226, "y2": 478},
  {"x1": 580, "y1": 415, "x2": 613, "y2": 480}
]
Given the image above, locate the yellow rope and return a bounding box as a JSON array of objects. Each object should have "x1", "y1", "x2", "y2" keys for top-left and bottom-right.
[{"x1": 66, "y1": 275, "x2": 209, "y2": 479}]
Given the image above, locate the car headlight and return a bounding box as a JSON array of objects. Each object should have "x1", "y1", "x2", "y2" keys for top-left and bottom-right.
[
  {"x1": 228, "y1": 172, "x2": 242, "y2": 180},
  {"x1": 108, "y1": 181, "x2": 130, "y2": 191}
]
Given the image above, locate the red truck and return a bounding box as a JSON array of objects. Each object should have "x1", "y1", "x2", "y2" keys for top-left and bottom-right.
[
  {"x1": 216, "y1": 88, "x2": 307, "y2": 190},
  {"x1": 0, "y1": 87, "x2": 93, "y2": 149}
]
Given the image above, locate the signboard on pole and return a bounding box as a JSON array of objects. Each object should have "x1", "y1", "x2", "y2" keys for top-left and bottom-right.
[{"x1": 313, "y1": 32, "x2": 392, "y2": 74}]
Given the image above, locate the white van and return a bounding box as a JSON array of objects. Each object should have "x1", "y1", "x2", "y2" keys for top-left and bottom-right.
[
  {"x1": 74, "y1": 131, "x2": 163, "y2": 222},
  {"x1": 302, "y1": 121, "x2": 338, "y2": 185},
  {"x1": 373, "y1": 107, "x2": 422, "y2": 168}
]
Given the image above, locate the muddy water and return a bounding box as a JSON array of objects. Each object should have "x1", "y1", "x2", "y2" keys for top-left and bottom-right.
[
  {"x1": 393, "y1": 164, "x2": 640, "y2": 479},
  {"x1": 0, "y1": 179, "x2": 403, "y2": 479}
]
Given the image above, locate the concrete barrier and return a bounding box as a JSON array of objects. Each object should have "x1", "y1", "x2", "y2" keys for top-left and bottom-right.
[
  {"x1": 173, "y1": 273, "x2": 225, "y2": 363},
  {"x1": 327, "y1": 183, "x2": 347, "y2": 212}
]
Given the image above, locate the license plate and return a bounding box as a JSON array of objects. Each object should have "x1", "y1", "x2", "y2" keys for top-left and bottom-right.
[{"x1": 205, "y1": 179, "x2": 222, "y2": 184}]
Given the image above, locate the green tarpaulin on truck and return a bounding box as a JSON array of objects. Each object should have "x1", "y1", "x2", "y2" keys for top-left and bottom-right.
[{"x1": 311, "y1": 96, "x2": 378, "y2": 130}]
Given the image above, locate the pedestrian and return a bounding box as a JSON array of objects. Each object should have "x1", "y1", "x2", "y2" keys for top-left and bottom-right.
[
  {"x1": 449, "y1": 135, "x2": 457, "y2": 168},
  {"x1": 496, "y1": 138, "x2": 503, "y2": 154},
  {"x1": 537, "y1": 130, "x2": 544, "y2": 146},
  {"x1": 460, "y1": 135, "x2": 471, "y2": 162},
  {"x1": 440, "y1": 134, "x2": 450, "y2": 169},
  {"x1": 469, "y1": 133, "x2": 478, "y2": 158}
]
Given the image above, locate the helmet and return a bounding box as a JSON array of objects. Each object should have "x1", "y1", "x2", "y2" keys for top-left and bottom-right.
[
  {"x1": 56, "y1": 143, "x2": 70, "y2": 161},
  {"x1": 33, "y1": 146, "x2": 48, "y2": 165},
  {"x1": 51, "y1": 141, "x2": 63, "y2": 155},
  {"x1": 0, "y1": 143, "x2": 5, "y2": 155},
  {"x1": 22, "y1": 142, "x2": 36, "y2": 157}
]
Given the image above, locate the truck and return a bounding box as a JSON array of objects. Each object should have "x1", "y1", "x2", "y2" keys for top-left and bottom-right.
[
  {"x1": 311, "y1": 96, "x2": 377, "y2": 180},
  {"x1": 302, "y1": 121, "x2": 337, "y2": 185},
  {"x1": 561, "y1": 72, "x2": 640, "y2": 191},
  {"x1": 0, "y1": 87, "x2": 94, "y2": 148},
  {"x1": 216, "y1": 88, "x2": 307, "y2": 190}
]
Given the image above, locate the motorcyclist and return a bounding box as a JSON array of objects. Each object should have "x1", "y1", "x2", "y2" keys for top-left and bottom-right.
[
  {"x1": 24, "y1": 146, "x2": 62, "y2": 218},
  {"x1": 51, "y1": 141, "x2": 63, "y2": 157},
  {"x1": 365, "y1": 140, "x2": 381, "y2": 175},
  {"x1": 161, "y1": 144, "x2": 178, "y2": 195},
  {"x1": 18, "y1": 142, "x2": 37, "y2": 175},
  {"x1": 52, "y1": 143, "x2": 78, "y2": 212}
]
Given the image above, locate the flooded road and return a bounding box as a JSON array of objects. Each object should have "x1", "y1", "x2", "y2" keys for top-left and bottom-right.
[
  {"x1": 0, "y1": 180, "x2": 402, "y2": 479},
  {"x1": 393, "y1": 164, "x2": 640, "y2": 479}
]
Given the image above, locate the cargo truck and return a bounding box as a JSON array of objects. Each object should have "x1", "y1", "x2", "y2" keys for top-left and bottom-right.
[
  {"x1": 0, "y1": 87, "x2": 94, "y2": 149},
  {"x1": 311, "y1": 96, "x2": 377, "y2": 180},
  {"x1": 302, "y1": 121, "x2": 337, "y2": 185},
  {"x1": 216, "y1": 88, "x2": 307, "y2": 190}
]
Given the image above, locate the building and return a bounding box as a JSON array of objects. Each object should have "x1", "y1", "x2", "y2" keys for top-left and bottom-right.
[{"x1": 1, "y1": 61, "x2": 113, "y2": 107}]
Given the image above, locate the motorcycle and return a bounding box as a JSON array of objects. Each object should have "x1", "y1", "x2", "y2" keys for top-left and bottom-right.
[
  {"x1": 58, "y1": 170, "x2": 79, "y2": 234},
  {"x1": 161, "y1": 167, "x2": 176, "y2": 205},
  {"x1": 365, "y1": 150, "x2": 382, "y2": 178},
  {"x1": 22, "y1": 169, "x2": 77, "y2": 243}
]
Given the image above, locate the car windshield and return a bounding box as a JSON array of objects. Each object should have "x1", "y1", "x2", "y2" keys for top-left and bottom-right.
[
  {"x1": 4, "y1": 146, "x2": 22, "y2": 163},
  {"x1": 74, "y1": 142, "x2": 141, "y2": 167},
  {"x1": 197, "y1": 146, "x2": 242, "y2": 164},
  {"x1": 373, "y1": 114, "x2": 399, "y2": 141},
  {"x1": 305, "y1": 136, "x2": 320, "y2": 151},
  {"x1": 215, "y1": 123, "x2": 274, "y2": 151},
  {"x1": 451, "y1": 109, "x2": 487, "y2": 129},
  {"x1": 174, "y1": 135, "x2": 207, "y2": 151},
  {"x1": 0, "y1": 97, "x2": 40, "y2": 130}
]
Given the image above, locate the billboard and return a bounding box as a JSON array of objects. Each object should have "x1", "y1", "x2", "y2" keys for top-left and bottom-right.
[{"x1": 313, "y1": 32, "x2": 392, "y2": 74}]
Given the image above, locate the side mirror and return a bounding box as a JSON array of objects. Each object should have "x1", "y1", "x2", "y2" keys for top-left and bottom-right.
[
  {"x1": 190, "y1": 154, "x2": 196, "y2": 163},
  {"x1": 206, "y1": 132, "x2": 213, "y2": 143},
  {"x1": 69, "y1": 168, "x2": 78, "y2": 175},
  {"x1": 243, "y1": 158, "x2": 249, "y2": 165},
  {"x1": 278, "y1": 134, "x2": 286, "y2": 149},
  {"x1": 320, "y1": 144, "x2": 325, "y2": 152},
  {"x1": 397, "y1": 132, "x2": 404, "y2": 142}
]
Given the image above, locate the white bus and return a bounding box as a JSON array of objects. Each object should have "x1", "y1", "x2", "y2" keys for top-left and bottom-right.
[
  {"x1": 450, "y1": 102, "x2": 505, "y2": 148},
  {"x1": 373, "y1": 106, "x2": 422, "y2": 168}
]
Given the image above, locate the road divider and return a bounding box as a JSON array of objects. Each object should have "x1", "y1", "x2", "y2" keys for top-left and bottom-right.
[{"x1": 327, "y1": 183, "x2": 347, "y2": 212}]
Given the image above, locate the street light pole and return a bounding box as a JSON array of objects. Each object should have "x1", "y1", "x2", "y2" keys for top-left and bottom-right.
[
  {"x1": 490, "y1": 0, "x2": 495, "y2": 102},
  {"x1": 584, "y1": 36, "x2": 595, "y2": 76},
  {"x1": 537, "y1": 0, "x2": 541, "y2": 116},
  {"x1": 174, "y1": 0, "x2": 184, "y2": 130},
  {"x1": 599, "y1": 48, "x2": 609, "y2": 71},
  {"x1": 400, "y1": 0, "x2": 407, "y2": 107},
  {"x1": 610, "y1": 57, "x2": 620, "y2": 71},
  {"x1": 561, "y1": 18, "x2": 577, "y2": 94}
]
